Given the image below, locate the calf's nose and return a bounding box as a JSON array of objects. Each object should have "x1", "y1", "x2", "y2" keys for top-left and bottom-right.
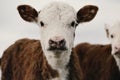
[
  {"x1": 49, "y1": 36, "x2": 66, "y2": 49},
  {"x1": 114, "y1": 45, "x2": 120, "y2": 53}
]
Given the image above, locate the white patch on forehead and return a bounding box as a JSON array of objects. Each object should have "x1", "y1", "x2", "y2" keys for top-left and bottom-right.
[
  {"x1": 110, "y1": 22, "x2": 120, "y2": 33},
  {"x1": 109, "y1": 22, "x2": 120, "y2": 46},
  {"x1": 38, "y1": 2, "x2": 76, "y2": 24}
]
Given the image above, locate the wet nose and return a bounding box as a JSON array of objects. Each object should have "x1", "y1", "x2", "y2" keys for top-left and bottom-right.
[
  {"x1": 49, "y1": 37, "x2": 66, "y2": 49},
  {"x1": 114, "y1": 46, "x2": 120, "y2": 52}
]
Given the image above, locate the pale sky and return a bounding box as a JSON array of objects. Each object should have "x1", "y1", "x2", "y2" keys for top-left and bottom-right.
[{"x1": 0, "y1": 0, "x2": 120, "y2": 57}]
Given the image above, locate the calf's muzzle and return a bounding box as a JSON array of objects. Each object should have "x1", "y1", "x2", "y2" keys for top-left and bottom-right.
[{"x1": 48, "y1": 36, "x2": 66, "y2": 51}]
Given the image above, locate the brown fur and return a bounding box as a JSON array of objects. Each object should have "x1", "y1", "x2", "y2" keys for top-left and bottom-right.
[
  {"x1": 75, "y1": 43, "x2": 120, "y2": 80},
  {"x1": 1, "y1": 38, "x2": 83, "y2": 80}
]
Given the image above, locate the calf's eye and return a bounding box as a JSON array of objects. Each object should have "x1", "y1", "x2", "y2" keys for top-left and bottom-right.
[
  {"x1": 110, "y1": 34, "x2": 114, "y2": 38},
  {"x1": 71, "y1": 21, "x2": 76, "y2": 27},
  {"x1": 40, "y1": 21, "x2": 44, "y2": 27}
]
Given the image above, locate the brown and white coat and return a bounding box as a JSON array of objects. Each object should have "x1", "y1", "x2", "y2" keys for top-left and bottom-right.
[
  {"x1": 75, "y1": 22, "x2": 120, "y2": 80},
  {"x1": 0, "y1": 2, "x2": 98, "y2": 80}
]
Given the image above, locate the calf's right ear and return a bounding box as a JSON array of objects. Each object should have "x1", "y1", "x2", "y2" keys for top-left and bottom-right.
[
  {"x1": 104, "y1": 24, "x2": 110, "y2": 38},
  {"x1": 17, "y1": 5, "x2": 38, "y2": 22}
]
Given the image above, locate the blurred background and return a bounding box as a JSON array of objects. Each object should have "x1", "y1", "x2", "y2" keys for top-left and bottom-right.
[{"x1": 0, "y1": 0, "x2": 120, "y2": 58}]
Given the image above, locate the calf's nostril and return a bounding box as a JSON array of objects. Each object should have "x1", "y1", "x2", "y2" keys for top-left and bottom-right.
[
  {"x1": 49, "y1": 39, "x2": 53, "y2": 45},
  {"x1": 59, "y1": 39, "x2": 66, "y2": 46},
  {"x1": 115, "y1": 46, "x2": 119, "y2": 51},
  {"x1": 49, "y1": 39, "x2": 56, "y2": 47},
  {"x1": 114, "y1": 46, "x2": 120, "y2": 52}
]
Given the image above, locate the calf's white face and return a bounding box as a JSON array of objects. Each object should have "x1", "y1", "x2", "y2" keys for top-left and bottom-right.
[
  {"x1": 105, "y1": 23, "x2": 120, "y2": 56},
  {"x1": 38, "y1": 3, "x2": 76, "y2": 53},
  {"x1": 17, "y1": 2, "x2": 98, "y2": 69}
]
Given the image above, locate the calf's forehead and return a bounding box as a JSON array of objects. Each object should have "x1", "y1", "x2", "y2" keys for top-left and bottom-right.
[
  {"x1": 110, "y1": 23, "x2": 120, "y2": 34},
  {"x1": 38, "y1": 2, "x2": 76, "y2": 24}
]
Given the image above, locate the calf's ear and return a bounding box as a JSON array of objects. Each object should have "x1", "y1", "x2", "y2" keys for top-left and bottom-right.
[
  {"x1": 104, "y1": 24, "x2": 110, "y2": 38},
  {"x1": 77, "y1": 5, "x2": 98, "y2": 23},
  {"x1": 17, "y1": 5, "x2": 38, "y2": 22}
]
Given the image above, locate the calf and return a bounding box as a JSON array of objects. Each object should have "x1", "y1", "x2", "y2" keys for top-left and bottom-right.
[
  {"x1": 1, "y1": 2, "x2": 98, "y2": 80},
  {"x1": 75, "y1": 22, "x2": 120, "y2": 80}
]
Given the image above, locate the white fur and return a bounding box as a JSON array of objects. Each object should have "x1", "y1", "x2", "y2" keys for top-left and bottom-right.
[
  {"x1": 105, "y1": 22, "x2": 120, "y2": 70},
  {"x1": 37, "y1": 2, "x2": 77, "y2": 79},
  {"x1": 113, "y1": 55, "x2": 120, "y2": 70}
]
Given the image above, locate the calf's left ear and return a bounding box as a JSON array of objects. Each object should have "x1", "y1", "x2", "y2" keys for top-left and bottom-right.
[
  {"x1": 104, "y1": 24, "x2": 110, "y2": 38},
  {"x1": 77, "y1": 5, "x2": 98, "y2": 23},
  {"x1": 17, "y1": 5, "x2": 38, "y2": 22}
]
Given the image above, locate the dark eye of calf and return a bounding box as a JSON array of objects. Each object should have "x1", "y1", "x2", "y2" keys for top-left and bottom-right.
[
  {"x1": 110, "y1": 34, "x2": 114, "y2": 38},
  {"x1": 71, "y1": 21, "x2": 75, "y2": 27},
  {"x1": 71, "y1": 21, "x2": 77, "y2": 28},
  {"x1": 40, "y1": 21, "x2": 44, "y2": 27}
]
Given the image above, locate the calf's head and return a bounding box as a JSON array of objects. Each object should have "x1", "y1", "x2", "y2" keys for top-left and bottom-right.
[
  {"x1": 17, "y1": 2, "x2": 98, "y2": 68},
  {"x1": 105, "y1": 22, "x2": 120, "y2": 57}
]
